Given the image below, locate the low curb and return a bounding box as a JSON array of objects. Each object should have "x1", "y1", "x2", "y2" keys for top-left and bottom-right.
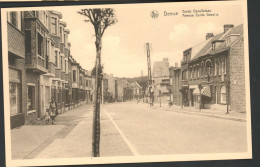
[{"x1": 152, "y1": 106, "x2": 246, "y2": 122}]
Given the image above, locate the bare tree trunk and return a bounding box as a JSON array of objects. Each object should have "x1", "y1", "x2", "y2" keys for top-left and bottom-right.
[{"x1": 92, "y1": 19, "x2": 102, "y2": 157}]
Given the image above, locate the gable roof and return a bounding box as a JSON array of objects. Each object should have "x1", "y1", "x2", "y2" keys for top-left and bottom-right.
[
  {"x1": 153, "y1": 60, "x2": 169, "y2": 77},
  {"x1": 191, "y1": 24, "x2": 243, "y2": 61}
]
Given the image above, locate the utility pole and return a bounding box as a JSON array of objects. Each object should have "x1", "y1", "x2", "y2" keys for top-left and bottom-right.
[{"x1": 146, "y1": 43, "x2": 153, "y2": 106}]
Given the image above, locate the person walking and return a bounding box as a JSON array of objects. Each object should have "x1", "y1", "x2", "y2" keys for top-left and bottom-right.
[{"x1": 49, "y1": 97, "x2": 57, "y2": 124}]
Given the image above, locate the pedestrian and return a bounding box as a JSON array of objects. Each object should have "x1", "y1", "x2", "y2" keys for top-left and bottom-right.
[
  {"x1": 45, "y1": 108, "x2": 50, "y2": 124},
  {"x1": 49, "y1": 97, "x2": 58, "y2": 124}
]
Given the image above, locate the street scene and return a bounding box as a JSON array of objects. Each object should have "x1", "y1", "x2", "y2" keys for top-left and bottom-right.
[
  {"x1": 11, "y1": 101, "x2": 247, "y2": 159},
  {"x1": 3, "y1": 1, "x2": 250, "y2": 164}
]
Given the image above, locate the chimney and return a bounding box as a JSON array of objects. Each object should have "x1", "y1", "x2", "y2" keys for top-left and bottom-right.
[
  {"x1": 206, "y1": 33, "x2": 214, "y2": 40},
  {"x1": 163, "y1": 58, "x2": 168, "y2": 63},
  {"x1": 175, "y1": 62, "x2": 178, "y2": 67},
  {"x1": 224, "y1": 24, "x2": 234, "y2": 33}
]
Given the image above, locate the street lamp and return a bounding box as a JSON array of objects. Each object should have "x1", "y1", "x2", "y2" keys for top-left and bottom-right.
[{"x1": 198, "y1": 84, "x2": 203, "y2": 111}]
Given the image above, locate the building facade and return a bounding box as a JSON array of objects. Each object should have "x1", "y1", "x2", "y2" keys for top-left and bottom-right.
[
  {"x1": 7, "y1": 10, "x2": 93, "y2": 129},
  {"x1": 169, "y1": 65, "x2": 182, "y2": 106},
  {"x1": 152, "y1": 58, "x2": 170, "y2": 103},
  {"x1": 180, "y1": 24, "x2": 245, "y2": 112}
]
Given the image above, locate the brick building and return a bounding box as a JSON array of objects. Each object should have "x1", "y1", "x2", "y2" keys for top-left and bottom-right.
[
  {"x1": 180, "y1": 24, "x2": 245, "y2": 112},
  {"x1": 7, "y1": 10, "x2": 93, "y2": 128},
  {"x1": 7, "y1": 11, "x2": 27, "y2": 128}
]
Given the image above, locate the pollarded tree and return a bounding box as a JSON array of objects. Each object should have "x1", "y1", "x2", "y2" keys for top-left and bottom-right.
[{"x1": 78, "y1": 8, "x2": 117, "y2": 157}]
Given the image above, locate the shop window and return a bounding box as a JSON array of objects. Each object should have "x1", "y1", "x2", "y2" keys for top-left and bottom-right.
[
  {"x1": 10, "y1": 83, "x2": 21, "y2": 115},
  {"x1": 220, "y1": 85, "x2": 226, "y2": 104},
  {"x1": 27, "y1": 85, "x2": 35, "y2": 111}
]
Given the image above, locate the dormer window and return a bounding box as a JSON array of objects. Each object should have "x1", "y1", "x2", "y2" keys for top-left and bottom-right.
[
  {"x1": 225, "y1": 34, "x2": 240, "y2": 45},
  {"x1": 212, "y1": 40, "x2": 224, "y2": 51},
  {"x1": 212, "y1": 43, "x2": 216, "y2": 50}
]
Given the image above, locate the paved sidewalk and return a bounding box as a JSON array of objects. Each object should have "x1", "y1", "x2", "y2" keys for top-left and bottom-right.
[
  {"x1": 35, "y1": 110, "x2": 93, "y2": 159},
  {"x1": 11, "y1": 103, "x2": 92, "y2": 159},
  {"x1": 149, "y1": 102, "x2": 247, "y2": 122},
  {"x1": 11, "y1": 124, "x2": 64, "y2": 159}
]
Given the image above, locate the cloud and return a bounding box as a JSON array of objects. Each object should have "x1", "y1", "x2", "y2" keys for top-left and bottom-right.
[{"x1": 169, "y1": 24, "x2": 190, "y2": 42}]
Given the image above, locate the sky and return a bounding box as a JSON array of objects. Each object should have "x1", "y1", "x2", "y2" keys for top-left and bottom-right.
[{"x1": 47, "y1": 1, "x2": 244, "y2": 78}]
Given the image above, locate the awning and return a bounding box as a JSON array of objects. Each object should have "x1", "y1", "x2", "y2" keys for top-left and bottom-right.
[{"x1": 192, "y1": 86, "x2": 211, "y2": 97}]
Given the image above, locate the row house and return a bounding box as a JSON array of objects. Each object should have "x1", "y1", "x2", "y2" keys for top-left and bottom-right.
[
  {"x1": 168, "y1": 64, "x2": 182, "y2": 106},
  {"x1": 131, "y1": 81, "x2": 142, "y2": 100},
  {"x1": 84, "y1": 70, "x2": 93, "y2": 104},
  {"x1": 8, "y1": 11, "x2": 27, "y2": 128},
  {"x1": 152, "y1": 58, "x2": 170, "y2": 103},
  {"x1": 179, "y1": 24, "x2": 245, "y2": 112},
  {"x1": 7, "y1": 10, "x2": 93, "y2": 129},
  {"x1": 115, "y1": 79, "x2": 131, "y2": 102},
  {"x1": 102, "y1": 73, "x2": 116, "y2": 103}
]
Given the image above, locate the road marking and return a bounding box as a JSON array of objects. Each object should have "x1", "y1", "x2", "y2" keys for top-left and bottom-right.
[{"x1": 103, "y1": 108, "x2": 140, "y2": 156}]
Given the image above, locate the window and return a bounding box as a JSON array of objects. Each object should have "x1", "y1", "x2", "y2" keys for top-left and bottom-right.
[
  {"x1": 37, "y1": 33, "x2": 43, "y2": 57},
  {"x1": 59, "y1": 27, "x2": 62, "y2": 40},
  {"x1": 79, "y1": 76, "x2": 82, "y2": 85},
  {"x1": 10, "y1": 12, "x2": 17, "y2": 27},
  {"x1": 60, "y1": 56, "x2": 63, "y2": 70},
  {"x1": 182, "y1": 70, "x2": 187, "y2": 80},
  {"x1": 212, "y1": 43, "x2": 216, "y2": 50},
  {"x1": 206, "y1": 60, "x2": 212, "y2": 75},
  {"x1": 216, "y1": 61, "x2": 219, "y2": 75},
  {"x1": 43, "y1": 11, "x2": 46, "y2": 24},
  {"x1": 46, "y1": 15, "x2": 48, "y2": 28},
  {"x1": 86, "y1": 80, "x2": 89, "y2": 87},
  {"x1": 223, "y1": 57, "x2": 226, "y2": 74},
  {"x1": 201, "y1": 62, "x2": 204, "y2": 76},
  {"x1": 51, "y1": 17, "x2": 57, "y2": 35},
  {"x1": 73, "y1": 70, "x2": 76, "y2": 82},
  {"x1": 25, "y1": 30, "x2": 31, "y2": 54},
  {"x1": 27, "y1": 85, "x2": 35, "y2": 111},
  {"x1": 220, "y1": 85, "x2": 226, "y2": 104},
  {"x1": 65, "y1": 60, "x2": 67, "y2": 72},
  {"x1": 64, "y1": 34, "x2": 66, "y2": 45},
  {"x1": 10, "y1": 83, "x2": 21, "y2": 115},
  {"x1": 55, "y1": 51, "x2": 58, "y2": 66}
]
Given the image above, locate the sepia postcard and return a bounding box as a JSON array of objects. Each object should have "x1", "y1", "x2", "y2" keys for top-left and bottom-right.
[{"x1": 1, "y1": 0, "x2": 252, "y2": 166}]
